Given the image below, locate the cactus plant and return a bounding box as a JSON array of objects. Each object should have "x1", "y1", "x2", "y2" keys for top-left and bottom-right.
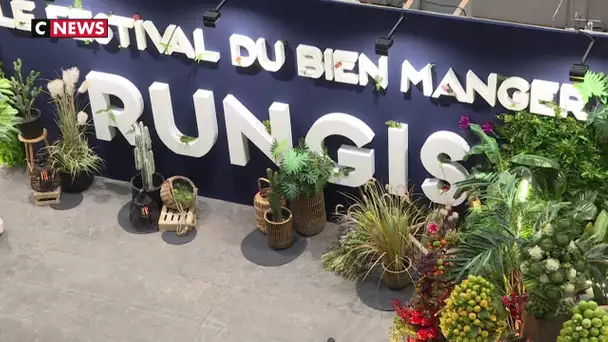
[
  {"x1": 134, "y1": 122, "x2": 156, "y2": 191},
  {"x1": 266, "y1": 168, "x2": 283, "y2": 222}
]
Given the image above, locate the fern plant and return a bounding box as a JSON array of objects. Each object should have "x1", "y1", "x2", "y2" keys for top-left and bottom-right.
[{"x1": 270, "y1": 139, "x2": 336, "y2": 200}]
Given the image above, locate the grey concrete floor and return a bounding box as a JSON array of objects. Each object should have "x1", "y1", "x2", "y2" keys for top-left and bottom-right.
[{"x1": 0, "y1": 167, "x2": 393, "y2": 342}]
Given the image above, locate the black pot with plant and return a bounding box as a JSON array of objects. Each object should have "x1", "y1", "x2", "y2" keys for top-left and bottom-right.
[
  {"x1": 130, "y1": 121, "x2": 165, "y2": 208},
  {"x1": 9, "y1": 59, "x2": 43, "y2": 139},
  {"x1": 45, "y1": 67, "x2": 103, "y2": 193}
]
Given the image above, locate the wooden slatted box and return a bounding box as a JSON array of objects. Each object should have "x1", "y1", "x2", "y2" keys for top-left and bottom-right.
[{"x1": 158, "y1": 205, "x2": 197, "y2": 232}]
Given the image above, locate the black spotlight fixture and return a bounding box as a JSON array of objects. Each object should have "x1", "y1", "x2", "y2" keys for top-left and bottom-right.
[
  {"x1": 375, "y1": 13, "x2": 405, "y2": 56},
  {"x1": 569, "y1": 33, "x2": 596, "y2": 82},
  {"x1": 203, "y1": 0, "x2": 229, "y2": 28}
]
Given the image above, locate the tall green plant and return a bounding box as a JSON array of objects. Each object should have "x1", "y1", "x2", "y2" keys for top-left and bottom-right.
[
  {"x1": 133, "y1": 122, "x2": 155, "y2": 190},
  {"x1": 265, "y1": 168, "x2": 283, "y2": 222},
  {"x1": 270, "y1": 139, "x2": 336, "y2": 199},
  {"x1": 8, "y1": 58, "x2": 42, "y2": 120},
  {"x1": 45, "y1": 67, "x2": 103, "y2": 176},
  {"x1": 323, "y1": 179, "x2": 427, "y2": 280},
  {"x1": 0, "y1": 78, "x2": 21, "y2": 142}
]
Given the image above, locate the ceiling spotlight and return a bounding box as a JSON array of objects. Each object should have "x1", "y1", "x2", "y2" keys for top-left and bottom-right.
[
  {"x1": 375, "y1": 13, "x2": 405, "y2": 56},
  {"x1": 569, "y1": 33, "x2": 596, "y2": 82},
  {"x1": 203, "y1": 0, "x2": 228, "y2": 28}
]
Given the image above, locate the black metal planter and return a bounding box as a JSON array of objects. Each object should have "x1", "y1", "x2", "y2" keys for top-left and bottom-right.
[
  {"x1": 59, "y1": 170, "x2": 94, "y2": 193},
  {"x1": 17, "y1": 109, "x2": 44, "y2": 140},
  {"x1": 131, "y1": 172, "x2": 165, "y2": 208},
  {"x1": 359, "y1": 0, "x2": 404, "y2": 7}
]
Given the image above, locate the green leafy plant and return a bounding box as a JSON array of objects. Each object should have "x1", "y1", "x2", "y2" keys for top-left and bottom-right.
[
  {"x1": 45, "y1": 67, "x2": 103, "y2": 176},
  {"x1": 9, "y1": 58, "x2": 42, "y2": 120},
  {"x1": 171, "y1": 179, "x2": 195, "y2": 209},
  {"x1": 270, "y1": 139, "x2": 336, "y2": 199},
  {"x1": 375, "y1": 75, "x2": 383, "y2": 92},
  {"x1": 322, "y1": 179, "x2": 427, "y2": 280},
  {"x1": 0, "y1": 78, "x2": 22, "y2": 142},
  {"x1": 262, "y1": 120, "x2": 271, "y2": 134},
  {"x1": 266, "y1": 168, "x2": 283, "y2": 222},
  {"x1": 575, "y1": 71, "x2": 608, "y2": 106},
  {"x1": 385, "y1": 120, "x2": 402, "y2": 128},
  {"x1": 179, "y1": 135, "x2": 196, "y2": 145},
  {"x1": 495, "y1": 111, "x2": 608, "y2": 204}
]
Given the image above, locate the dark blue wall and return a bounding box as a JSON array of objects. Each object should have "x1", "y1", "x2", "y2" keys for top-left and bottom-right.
[{"x1": 1, "y1": 0, "x2": 607, "y2": 210}]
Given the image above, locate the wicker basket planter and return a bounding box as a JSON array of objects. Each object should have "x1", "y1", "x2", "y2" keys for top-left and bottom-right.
[
  {"x1": 254, "y1": 178, "x2": 286, "y2": 234},
  {"x1": 381, "y1": 261, "x2": 413, "y2": 290},
  {"x1": 160, "y1": 176, "x2": 197, "y2": 210},
  {"x1": 291, "y1": 192, "x2": 326, "y2": 236},
  {"x1": 264, "y1": 208, "x2": 293, "y2": 250}
]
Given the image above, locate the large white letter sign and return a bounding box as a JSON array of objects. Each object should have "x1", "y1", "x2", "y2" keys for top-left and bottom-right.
[
  {"x1": 464, "y1": 71, "x2": 497, "y2": 106},
  {"x1": 11, "y1": 0, "x2": 35, "y2": 31},
  {"x1": 529, "y1": 80, "x2": 560, "y2": 117},
  {"x1": 432, "y1": 68, "x2": 467, "y2": 102},
  {"x1": 305, "y1": 113, "x2": 375, "y2": 187},
  {"x1": 400, "y1": 61, "x2": 433, "y2": 97},
  {"x1": 108, "y1": 15, "x2": 135, "y2": 48},
  {"x1": 497, "y1": 77, "x2": 530, "y2": 111},
  {"x1": 86, "y1": 71, "x2": 144, "y2": 145},
  {"x1": 255, "y1": 38, "x2": 286, "y2": 72},
  {"x1": 388, "y1": 124, "x2": 408, "y2": 197},
  {"x1": 142, "y1": 22, "x2": 180, "y2": 55},
  {"x1": 0, "y1": 2, "x2": 16, "y2": 28},
  {"x1": 559, "y1": 84, "x2": 587, "y2": 121},
  {"x1": 229, "y1": 34, "x2": 257, "y2": 67},
  {"x1": 148, "y1": 83, "x2": 218, "y2": 157},
  {"x1": 420, "y1": 131, "x2": 470, "y2": 206},
  {"x1": 192, "y1": 28, "x2": 220, "y2": 63},
  {"x1": 296, "y1": 44, "x2": 324, "y2": 79},
  {"x1": 333, "y1": 50, "x2": 359, "y2": 85},
  {"x1": 359, "y1": 54, "x2": 388, "y2": 89},
  {"x1": 223, "y1": 95, "x2": 293, "y2": 166}
]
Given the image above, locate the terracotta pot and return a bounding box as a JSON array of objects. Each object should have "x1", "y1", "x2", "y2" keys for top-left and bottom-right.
[
  {"x1": 520, "y1": 308, "x2": 569, "y2": 342},
  {"x1": 264, "y1": 208, "x2": 293, "y2": 250}
]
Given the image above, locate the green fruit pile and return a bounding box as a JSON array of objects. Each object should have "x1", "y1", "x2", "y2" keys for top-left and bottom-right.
[
  {"x1": 439, "y1": 275, "x2": 507, "y2": 341},
  {"x1": 558, "y1": 300, "x2": 608, "y2": 342}
]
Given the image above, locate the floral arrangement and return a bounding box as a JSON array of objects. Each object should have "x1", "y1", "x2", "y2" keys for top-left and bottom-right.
[
  {"x1": 439, "y1": 275, "x2": 509, "y2": 341},
  {"x1": 389, "y1": 206, "x2": 459, "y2": 341},
  {"x1": 519, "y1": 222, "x2": 588, "y2": 318}
]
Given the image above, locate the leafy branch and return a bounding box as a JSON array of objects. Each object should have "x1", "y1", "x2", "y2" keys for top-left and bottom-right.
[
  {"x1": 385, "y1": 120, "x2": 402, "y2": 128},
  {"x1": 180, "y1": 135, "x2": 196, "y2": 145}
]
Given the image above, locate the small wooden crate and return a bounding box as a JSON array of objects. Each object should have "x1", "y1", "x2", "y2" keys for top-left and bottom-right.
[
  {"x1": 158, "y1": 205, "x2": 197, "y2": 232},
  {"x1": 33, "y1": 187, "x2": 61, "y2": 206}
]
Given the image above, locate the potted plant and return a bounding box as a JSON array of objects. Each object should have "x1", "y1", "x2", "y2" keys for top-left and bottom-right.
[
  {"x1": 322, "y1": 179, "x2": 427, "y2": 290},
  {"x1": 131, "y1": 121, "x2": 165, "y2": 207},
  {"x1": 264, "y1": 168, "x2": 293, "y2": 249},
  {"x1": 8, "y1": 59, "x2": 43, "y2": 139},
  {"x1": 45, "y1": 67, "x2": 104, "y2": 193},
  {"x1": 271, "y1": 140, "x2": 334, "y2": 236},
  {"x1": 0, "y1": 62, "x2": 25, "y2": 167},
  {"x1": 160, "y1": 176, "x2": 197, "y2": 210}
]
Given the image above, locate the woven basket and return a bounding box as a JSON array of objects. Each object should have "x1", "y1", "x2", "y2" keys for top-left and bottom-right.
[
  {"x1": 254, "y1": 178, "x2": 285, "y2": 234},
  {"x1": 381, "y1": 261, "x2": 413, "y2": 290},
  {"x1": 291, "y1": 192, "x2": 326, "y2": 236},
  {"x1": 160, "y1": 176, "x2": 197, "y2": 210},
  {"x1": 264, "y1": 208, "x2": 293, "y2": 250}
]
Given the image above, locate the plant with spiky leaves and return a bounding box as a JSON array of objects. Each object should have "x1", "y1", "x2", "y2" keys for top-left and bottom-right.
[
  {"x1": 8, "y1": 58, "x2": 42, "y2": 120},
  {"x1": 266, "y1": 168, "x2": 283, "y2": 222},
  {"x1": 575, "y1": 70, "x2": 608, "y2": 145},
  {"x1": 133, "y1": 122, "x2": 156, "y2": 191}
]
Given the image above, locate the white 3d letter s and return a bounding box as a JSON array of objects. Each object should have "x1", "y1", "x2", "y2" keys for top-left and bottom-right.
[{"x1": 420, "y1": 131, "x2": 470, "y2": 206}]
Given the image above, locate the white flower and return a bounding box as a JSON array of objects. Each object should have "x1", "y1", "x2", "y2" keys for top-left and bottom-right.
[
  {"x1": 77, "y1": 80, "x2": 89, "y2": 94},
  {"x1": 562, "y1": 283, "x2": 575, "y2": 293},
  {"x1": 539, "y1": 274, "x2": 550, "y2": 283},
  {"x1": 567, "y1": 268, "x2": 577, "y2": 280},
  {"x1": 62, "y1": 67, "x2": 80, "y2": 94},
  {"x1": 567, "y1": 241, "x2": 578, "y2": 253},
  {"x1": 452, "y1": 212, "x2": 459, "y2": 220},
  {"x1": 528, "y1": 246, "x2": 544, "y2": 261},
  {"x1": 532, "y1": 231, "x2": 542, "y2": 243},
  {"x1": 439, "y1": 209, "x2": 448, "y2": 217},
  {"x1": 545, "y1": 258, "x2": 560, "y2": 272},
  {"x1": 542, "y1": 223, "x2": 554, "y2": 236},
  {"x1": 76, "y1": 111, "x2": 88, "y2": 125},
  {"x1": 47, "y1": 79, "x2": 65, "y2": 99}
]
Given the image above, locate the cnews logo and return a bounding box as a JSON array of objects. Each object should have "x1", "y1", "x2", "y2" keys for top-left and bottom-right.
[{"x1": 31, "y1": 19, "x2": 109, "y2": 38}]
